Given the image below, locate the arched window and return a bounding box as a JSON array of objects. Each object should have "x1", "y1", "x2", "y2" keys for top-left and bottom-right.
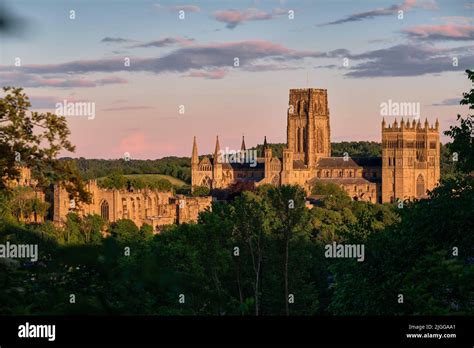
[
  {"x1": 416, "y1": 174, "x2": 425, "y2": 198},
  {"x1": 317, "y1": 129, "x2": 323, "y2": 153},
  {"x1": 100, "y1": 200, "x2": 109, "y2": 221},
  {"x1": 200, "y1": 176, "x2": 212, "y2": 188}
]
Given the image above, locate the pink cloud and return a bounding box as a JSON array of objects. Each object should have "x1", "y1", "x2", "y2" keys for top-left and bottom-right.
[
  {"x1": 169, "y1": 5, "x2": 200, "y2": 12},
  {"x1": 187, "y1": 69, "x2": 228, "y2": 79},
  {"x1": 213, "y1": 8, "x2": 273, "y2": 29},
  {"x1": 119, "y1": 132, "x2": 152, "y2": 157},
  {"x1": 0, "y1": 71, "x2": 128, "y2": 88},
  {"x1": 404, "y1": 24, "x2": 474, "y2": 40},
  {"x1": 95, "y1": 76, "x2": 128, "y2": 85}
]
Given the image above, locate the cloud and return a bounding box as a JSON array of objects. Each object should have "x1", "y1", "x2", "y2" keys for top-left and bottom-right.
[
  {"x1": 28, "y1": 96, "x2": 87, "y2": 109},
  {"x1": 187, "y1": 69, "x2": 228, "y2": 79},
  {"x1": 7, "y1": 41, "x2": 465, "y2": 81},
  {"x1": 28, "y1": 96, "x2": 60, "y2": 109},
  {"x1": 0, "y1": 40, "x2": 328, "y2": 78},
  {"x1": 432, "y1": 16, "x2": 473, "y2": 24},
  {"x1": 243, "y1": 64, "x2": 303, "y2": 72},
  {"x1": 0, "y1": 71, "x2": 128, "y2": 88},
  {"x1": 213, "y1": 8, "x2": 273, "y2": 29},
  {"x1": 465, "y1": 3, "x2": 474, "y2": 10},
  {"x1": 169, "y1": 5, "x2": 200, "y2": 12},
  {"x1": 129, "y1": 36, "x2": 194, "y2": 48},
  {"x1": 404, "y1": 24, "x2": 474, "y2": 41},
  {"x1": 432, "y1": 97, "x2": 461, "y2": 106},
  {"x1": 319, "y1": 0, "x2": 436, "y2": 26},
  {"x1": 102, "y1": 106, "x2": 155, "y2": 111},
  {"x1": 273, "y1": 8, "x2": 290, "y2": 16},
  {"x1": 100, "y1": 37, "x2": 133, "y2": 43},
  {"x1": 153, "y1": 4, "x2": 200, "y2": 12},
  {"x1": 344, "y1": 44, "x2": 474, "y2": 78},
  {"x1": 95, "y1": 76, "x2": 128, "y2": 85},
  {"x1": 119, "y1": 132, "x2": 152, "y2": 155}
]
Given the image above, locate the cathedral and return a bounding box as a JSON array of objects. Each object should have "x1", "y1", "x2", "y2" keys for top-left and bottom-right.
[{"x1": 191, "y1": 88, "x2": 440, "y2": 204}]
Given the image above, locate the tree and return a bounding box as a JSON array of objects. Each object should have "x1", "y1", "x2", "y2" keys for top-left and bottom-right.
[
  {"x1": 0, "y1": 87, "x2": 90, "y2": 203},
  {"x1": 109, "y1": 219, "x2": 139, "y2": 244},
  {"x1": 443, "y1": 70, "x2": 474, "y2": 175},
  {"x1": 265, "y1": 185, "x2": 312, "y2": 315},
  {"x1": 232, "y1": 191, "x2": 272, "y2": 315},
  {"x1": 100, "y1": 173, "x2": 127, "y2": 189}
]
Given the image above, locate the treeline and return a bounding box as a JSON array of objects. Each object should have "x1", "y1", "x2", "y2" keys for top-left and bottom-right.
[
  {"x1": 98, "y1": 173, "x2": 174, "y2": 191},
  {"x1": 66, "y1": 141, "x2": 454, "y2": 184},
  {"x1": 63, "y1": 157, "x2": 192, "y2": 183}
]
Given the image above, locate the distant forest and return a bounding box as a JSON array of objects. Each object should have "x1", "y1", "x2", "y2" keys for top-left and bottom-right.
[{"x1": 64, "y1": 141, "x2": 455, "y2": 184}]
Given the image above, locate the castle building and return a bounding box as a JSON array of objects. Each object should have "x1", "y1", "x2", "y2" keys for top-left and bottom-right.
[
  {"x1": 53, "y1": 180, "x2": 212, "y2": 231},
  {"x1": 191, "y1": 88, "x2": 440, "y2": 204},
  {"x1": 7, "y1": 167, "x2": 46, "y2": 223}
]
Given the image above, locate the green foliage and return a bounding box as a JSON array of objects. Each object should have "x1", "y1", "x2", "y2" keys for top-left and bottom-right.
[
  {"x1": 443, "y1": 70, "x2": 474, "y2": 175},
  {"x1": 69, "y1": 157, "x2": 192, "y2": 183},
  {"x1": 100, "y1": 173, "x2": 128, "y2": 189},
  {"x1": 99, "y1": 173, "x2": 174, "y2": 191},
  {"x1": 192, "y1": 185, "x2": 210, "y2": 197},
  {"x1": 331, "y1": 141, "x2": 381, "y2": 158},
  {"x1": 109, "y1": 219, "x2": 140, "y2": 244},
  {"x1": 0, "y1": 87, "x2": 90, "y2": 203}
]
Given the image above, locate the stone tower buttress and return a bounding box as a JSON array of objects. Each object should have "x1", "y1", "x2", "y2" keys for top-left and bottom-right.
[
  {"x1": 191, "y1": 136, "x2": 199, "y2": 188},
  {"x1": 212, "y1": 136, "x2": 222, "y2": 188}
]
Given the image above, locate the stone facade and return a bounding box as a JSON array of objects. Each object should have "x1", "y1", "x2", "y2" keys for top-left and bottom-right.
[
  {"x1": 53, "y1": 180, "x2": 212, "y2": 232},
  {"x1": 381, "y1": 118, "x2": 440, "y2": 203},
  {"x1": 191, "y1": 88, "x2": 440, "y2": 204}
]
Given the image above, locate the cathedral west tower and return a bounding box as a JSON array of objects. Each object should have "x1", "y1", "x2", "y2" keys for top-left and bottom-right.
[{"x1": 287, "y1": 89, "x2": 331, "y2": 168}]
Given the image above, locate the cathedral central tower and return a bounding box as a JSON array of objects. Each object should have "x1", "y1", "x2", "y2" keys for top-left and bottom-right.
[{"x1": 287, "y1": 88, "x2": 331, "y2": 167}]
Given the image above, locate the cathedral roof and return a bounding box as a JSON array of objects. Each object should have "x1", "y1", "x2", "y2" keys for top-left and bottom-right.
[
  {"x1": 316, "y1": 157, "x2": 361, "y2": 168},
  {"x1": 293, "y1": 160, "x2": 307, "y2": 169},
  {"x1": 352, "y1": 157, "x2": 382, "y2": 167}
]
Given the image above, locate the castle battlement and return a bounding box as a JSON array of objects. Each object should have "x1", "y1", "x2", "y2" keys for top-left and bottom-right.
[{"x1": 382, "y1": 118, "x2": 439, "y2": 132}]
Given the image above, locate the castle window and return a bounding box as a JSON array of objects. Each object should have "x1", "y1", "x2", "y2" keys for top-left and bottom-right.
[
  {"x1": 416, "y1": 174, "x2": 425, "y2": 198},
  {"x1": 339, "y1": 171, "x2": 343, "y2": 177},
  {"x1": 100, "y1": 200, "x2": 110, "y2": 221},
  {"x1": 349, "y1": 171, "x2": 353, "y2": 177}
]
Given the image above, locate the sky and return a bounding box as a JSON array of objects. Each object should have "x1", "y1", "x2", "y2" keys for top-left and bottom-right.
[{"x1": 0, "y1": 0, "x2": 473, "y2": 159}]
